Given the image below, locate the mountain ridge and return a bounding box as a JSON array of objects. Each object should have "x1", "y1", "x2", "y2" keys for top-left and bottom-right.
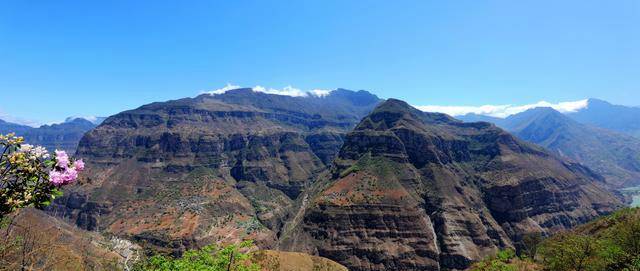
[
  {"x1": 280, "y1": 99, "x2": 622, "y2": 270},
  {"x1": 0, "y1": 90, "x2": 623, "y2": 270},
  {"x1": 461, "y1": 106, "x2": 640, "y2": 188},
  {"x1": 50, "y1": 88, "x2": 383, "y2": 254},
  {"x1": 568, "y1": 98, "x2": 640, "y2": 138},
  {"x1": 0, "y1": 117, "x2": 99, "y2": 153}
]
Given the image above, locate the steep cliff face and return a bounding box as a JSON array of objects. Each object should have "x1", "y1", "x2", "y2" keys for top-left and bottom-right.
[
  {"x1": 280, "y1": 99, "x2": 622, "y2": 271},
  {"x1": 50, "y1": 89, "x2": 381, "y2": 252}
]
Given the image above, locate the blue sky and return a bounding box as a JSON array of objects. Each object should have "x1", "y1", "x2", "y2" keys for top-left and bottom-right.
[{"x1": 1, "y1": 0, "x2": 638, "y2": 125}]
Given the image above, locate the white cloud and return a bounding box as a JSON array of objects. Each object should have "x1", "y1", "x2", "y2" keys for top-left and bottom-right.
[
  {"x1": 202, "y1": 84, "x2": 334, "y2": 97},
  {"x1": 252, "y1": 85, "x2": 308, "y2": 97},
  {"x1": 415, "y1": 99, "x2": 589, "y2": 118},
  {"x1": 309, "y1": 89, "x2": 333, "y2": 97},
  {"x1": 0, "y1": 110, "x2": 43, "y2": 127},
  {"x1": 204, "y1": 83, "x2": 242, "y2": 95}
]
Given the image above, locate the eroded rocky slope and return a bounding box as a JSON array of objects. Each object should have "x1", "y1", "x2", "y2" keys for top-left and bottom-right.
[
  {"x1": 47, "y1": 92, "x2": 623, "y2": 270},
  {"x1": 49, "y1": 88, "x2": 381, "y2": 253},
  {"x1": 280, "y1": 99, "x2": 623, "y2": 270}
]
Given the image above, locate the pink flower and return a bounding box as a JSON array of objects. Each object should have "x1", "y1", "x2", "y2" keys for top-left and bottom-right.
[
  {"x1": 73, "y1": 159, "x2": 85, "y2": 171},
  {"x1": 55, "y1": 150, "x2": 69, "y2": 168},
  {"x1": 64, "y1": 167, "x2": 78, "y2": 182},
  {"x1": 48, "y1": 164, "x2": 79, "y2": 186},
  {"x1": 49, "y1": 170, "x2": 64, "y2": 185},
  {"x1": 48, "y1": 151, "x2": 83, "y2": 186}
]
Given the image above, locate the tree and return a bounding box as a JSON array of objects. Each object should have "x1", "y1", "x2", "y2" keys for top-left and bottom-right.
[
  {"x1": 538, "y1": 233, "x2": 611, "y2": 271},
  {"x1": 521, "y1": 232, "x2": 543, "y2": 259}
]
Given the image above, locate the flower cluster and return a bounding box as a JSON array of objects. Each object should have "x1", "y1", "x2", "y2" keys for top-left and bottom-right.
[
  {"x1": 19, "y1": 144, "x2": 50, "y2": 159},
  {"x1": 0, "y1": 133, "x2": 24, "y2": 145},
  {"x1": 1, "y1": 133, "x2": 86, "y2": 217},
  {"x1": 48, "y1": 150, "x2": 84, "y2": 186}
]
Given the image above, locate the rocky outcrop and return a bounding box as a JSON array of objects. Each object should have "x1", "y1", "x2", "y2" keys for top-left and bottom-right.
[{"x1": 280, "y1": 99, "x2": 622, "y2": 271}]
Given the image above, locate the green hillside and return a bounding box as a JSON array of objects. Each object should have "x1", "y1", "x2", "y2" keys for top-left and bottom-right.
[{"x1": 471, "y1": 208, "x2": 640, "y2": 271}]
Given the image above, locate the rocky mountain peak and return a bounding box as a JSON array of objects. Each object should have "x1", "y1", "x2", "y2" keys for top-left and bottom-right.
[
  {"x1": 586, "y1": 98, "x2": 613, "y2": 108},
  {"x1": 281, "y1": 100, "x2": 622, "y2": 271},
  {"x1": 360, "y1": 99, "x2": 462, "y2": 130}
]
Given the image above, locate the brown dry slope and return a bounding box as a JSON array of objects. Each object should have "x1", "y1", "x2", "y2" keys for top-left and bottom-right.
[
  {"x1": 251, "y1": 250, "x2": 348, "y2": 271},
  {"x1": 0, "y1": 208, "x2": 129, "y2": 271},
  {"x1": 280, "y1": 99, "x2": 622, "y2": 271}
]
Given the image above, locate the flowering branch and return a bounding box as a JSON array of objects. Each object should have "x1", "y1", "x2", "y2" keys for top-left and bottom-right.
[{"x1": 0, "y1": 133, "x2": 84, "y2": 218}]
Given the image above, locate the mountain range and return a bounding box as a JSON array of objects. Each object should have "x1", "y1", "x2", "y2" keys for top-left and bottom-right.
[
  {"x1": 3, "y1": 89, "x2": 639, "y2": 270},
  {"x1": 0, "y1": 117, "x2": 102, "y2": 153},
  {"x1": 35, "y1": 88, "x2": 625, "y2": 270},
  {"x1": 568, "y1": 98, "x2": 640, "y2": 138},
  {"x1": 50, "y1": 88, "x2": 382, "y2": 252},
  {"x1": 460, "y1": 106, "x2": 640, "y2": 188},
  {"x1": 460, "y1": 98, "x2": 640, "y2": 139}
]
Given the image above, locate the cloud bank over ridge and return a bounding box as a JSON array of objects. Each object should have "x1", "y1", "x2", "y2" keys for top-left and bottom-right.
[
  {"x1": 0, "y1": 110, "x2": 43, "y2": 127},
  {"x1": 415, "y1": 99, "x2": 589, "y2": 118},
  {"x1": 203, "y1": 83, "x2": 333, "y2": 97},
  {"x1": 203, "y1": 84, "x2": 591, "y2": 119}
]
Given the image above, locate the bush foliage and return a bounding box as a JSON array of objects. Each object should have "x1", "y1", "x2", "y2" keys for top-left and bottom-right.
[
  {"x1": 133, "y1": 240, "x2": 260, "y2": 271},
  {"x1": 0, "y1": 133, "x2": 82, "y2": 218},
  {"x1": 471, "y1": 208, "x2": 640, "y2": 271}
]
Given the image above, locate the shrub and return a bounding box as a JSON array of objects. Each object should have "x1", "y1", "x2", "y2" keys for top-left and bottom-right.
[
  {"x1": 535, "y1": 208, "x2": 640, "y2": 271},
  {"x1": 0, "y1": 133, "x2": 83, "y2": 218},
  {"x1": 133, "y1": 240, "x2": 260, "y2": 271}
]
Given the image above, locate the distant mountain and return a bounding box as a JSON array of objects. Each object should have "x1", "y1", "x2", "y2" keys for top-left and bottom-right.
[
  {"x1": 0, "y1": 119, "x2": 32, "y2": 135},
  {"x1": 567, "y1": 98, "x2": 640, "y2": 138},
  {"x1": 51, "y1": 88, "x2": 383, "y2": 253},
  {"x1": 0, "y1": 117, "x2": 99, "y2": 153},
  {"x1": 468, "y1": 107, "x2": 640, "y2": 188},
  {"x1": 458, "y1": 113, "x2": 505, "y2": 125},
  {"x1": 65, "y1": 116, "x2": 107, "y2": 125},
  {"x1": 280, "y1": 100, "x2": 621, "y2": 270}
]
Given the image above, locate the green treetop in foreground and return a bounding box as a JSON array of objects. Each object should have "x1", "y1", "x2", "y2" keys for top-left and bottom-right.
[{"x1": 133, "y1": 240, "x2": 260, "y2": 271}]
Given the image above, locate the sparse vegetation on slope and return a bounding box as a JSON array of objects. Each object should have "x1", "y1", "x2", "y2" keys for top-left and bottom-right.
[
  {"x1": 470, "y1": 208, "x2": 640, "y2": 271},
  {"x1": 133, "y1": 241, "x2": 348, "y2": 271},
  {"x1": 0, "y1": 208, "x2": 125, "y2": 271}
]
